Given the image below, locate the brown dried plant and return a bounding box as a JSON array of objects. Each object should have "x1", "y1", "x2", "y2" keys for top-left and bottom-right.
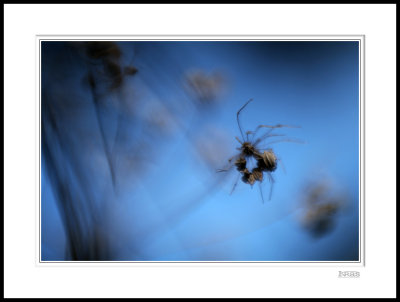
[{"x1": 218, "y1": 99, "x2": 301, "y2": 202}]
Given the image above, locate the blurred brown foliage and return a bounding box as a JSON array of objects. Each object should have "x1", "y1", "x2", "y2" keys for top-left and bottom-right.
[
  {"x1": 184, "y1": 69, "x2": 227, "y2": 105},
  {"x1": 299, "y1": 179, "x2": 349, "y2": 238}
]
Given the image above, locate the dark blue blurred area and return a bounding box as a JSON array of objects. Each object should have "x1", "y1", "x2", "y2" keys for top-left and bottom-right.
[{"x1": 41, "y1": 40, "x2": 359, "y2": 261}]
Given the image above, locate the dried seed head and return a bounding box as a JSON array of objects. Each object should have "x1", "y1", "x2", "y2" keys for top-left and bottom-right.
[
  {"x1": 257, "y1": 150, "x2": 277, "y2": 172},
  {"x1": 234, "y1": 157, "x2": 247, "y2": 172},
  {"x1": 241, "y1": 169, "x2": 256, "y2": 186},
  {"x1": 240, "y1": 142, "x2": 258, "y2": 157},
  {"x1": 248, "y1": 174, "x2": 256, "y2": 186},
  {"x1": 252, "y1": 167, "x2": 263, "y2": 182}
]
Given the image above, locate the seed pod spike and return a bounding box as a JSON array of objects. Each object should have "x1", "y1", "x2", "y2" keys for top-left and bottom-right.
[
  {"x1": 267, "y1": 173, "x2": 275, "y2": 201},
  {"x1": 235, "y1": 136, "x2": 243, "y2": 145},
  {"x1": 264, "y1": 138, "x2": 305, "y2": 146},
  {"x1": 258, "y1": 182, "x2": 265, "y2": 204},
  {"x1": 230, "y1": 173, "x2": 240, "y2": 195},
  {"x1": 236, "y1": 98, "x2": 253, "y2": 141},
  {"x1": 253, "y1": 125, "x2": 300, "y2": 147}
]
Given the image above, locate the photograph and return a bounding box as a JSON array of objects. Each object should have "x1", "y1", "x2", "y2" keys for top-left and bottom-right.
[
  {"x1": 40, "y1": 39, "x2": 361, "y2": 262},
  {"x1": 5, "y1": 3, "x2": 397, "y2": 298}
]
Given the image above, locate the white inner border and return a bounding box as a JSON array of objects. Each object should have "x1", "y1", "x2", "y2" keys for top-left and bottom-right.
[
  {"x1": 37, "y1": 35, "x2": 365, "y2": 266},
  {"x1": 5, "y1": 4, "x2": 396, "y2": 298}
]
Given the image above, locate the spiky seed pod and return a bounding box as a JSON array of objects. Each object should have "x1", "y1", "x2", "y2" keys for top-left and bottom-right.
[
  {"x1": 248, "y1": 173, "x2": 256, "y2": 186},
  {"x1": 241, "y1": 169, "x2": 256, "y2": 186},
  {"x1": 241, "y1": 168, "x2": 250, "y2": 175},
  {"x1": 256, "y1": 157, "x2": 266, "y2": 170},
  {"x1": 241, "y1": 168, "x2": 250, "y2": 182},
  {"x1": 234, "y1": 157, "x2": 247, "y2": 172},
  {"x1": 252, "y1": 167, "x2": 263, "y2": 182},
  {"x1": 257, "y1": 150, "x2": 277, "y2": 172},
  {"x1": 240, "y1": 142, "x2": 258, "y2": 157}
]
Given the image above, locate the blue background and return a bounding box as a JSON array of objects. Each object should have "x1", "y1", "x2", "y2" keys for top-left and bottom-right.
[{"x1": 41, "y1": 40, "x2": 359, "y2": 261}]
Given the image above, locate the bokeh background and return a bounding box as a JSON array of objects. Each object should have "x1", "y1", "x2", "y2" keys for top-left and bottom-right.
[{"x1": 41, "y1": 40, "x2": 359, "y2": 261}]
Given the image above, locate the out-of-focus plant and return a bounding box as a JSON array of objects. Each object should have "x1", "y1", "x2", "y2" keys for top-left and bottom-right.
[
  {"x1": 298, "y1": 178, "x2": 349, "y2": 238},
  {"x1": 183, "y1": 69, "x2": 227, "y2": 106},
  {"x1": 42, "y1": 42, "x2": 140, "y2": 260},
  {"x1": 42, "y1": 42, "x2": 233, "y2": 260}
]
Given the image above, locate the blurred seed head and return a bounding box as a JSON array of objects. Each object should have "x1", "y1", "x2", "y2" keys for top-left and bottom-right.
[
  {"x1": 298, "y1": 178, "x2": 350, "y2": 238},
  {"x1": 85, "y1": 42, "x2": 122, "y2": 60},
  {"x1": 184, "y1": 69, "x2": 227, "y2": 105},
  {"x1": 82, "y1": 42, "x2": 138, "y2": 92}
]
